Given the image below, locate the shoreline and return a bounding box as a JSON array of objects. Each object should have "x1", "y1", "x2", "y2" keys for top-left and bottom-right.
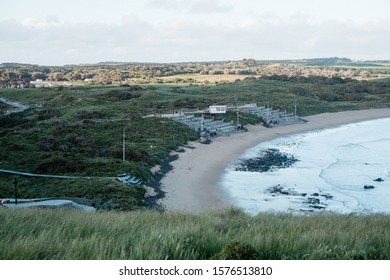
[{"x1": 156, "y1": 108, "x2": 390, "y2": 213}]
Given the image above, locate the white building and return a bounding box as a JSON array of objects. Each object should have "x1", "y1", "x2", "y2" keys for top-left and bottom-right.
[{"x1": 209, "y1": 105, "x2": 227, "y2": 114}]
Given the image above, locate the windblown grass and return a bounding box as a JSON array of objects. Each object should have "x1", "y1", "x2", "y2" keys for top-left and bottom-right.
[{"x1": 1, "y1": 208, "x2": 389, "y2": 260}]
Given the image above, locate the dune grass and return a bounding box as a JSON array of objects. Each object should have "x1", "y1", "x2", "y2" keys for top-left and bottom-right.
[{"x1": 1, "y1": 207, "x2": 390, "y2": 260}]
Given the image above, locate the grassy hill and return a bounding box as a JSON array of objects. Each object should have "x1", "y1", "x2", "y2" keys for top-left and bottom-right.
[
  {"x1": 1, "y1": 207, "x2": 390, "y2": 260},
  {"x1": 1, "y1": 77, "x2": 390, "y2": 260},
  {"x1": 1, "y1": 78, "x2": 390, "y2": 210}
]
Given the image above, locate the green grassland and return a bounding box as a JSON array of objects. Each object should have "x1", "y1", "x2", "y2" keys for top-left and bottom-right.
[
  {"x1": 1, "y1": 77, "x2": 390, "y2": 260},
  {"x1": 1, "y1": 208, "x2": 390, "y2": 260},
  {"x1": 1, "y1": 78, "x2": 390, "y2": 211}
]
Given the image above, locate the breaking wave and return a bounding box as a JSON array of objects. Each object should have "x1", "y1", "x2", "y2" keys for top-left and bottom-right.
[{"x1": 220, "y1": 118, "x2": 390, "y2": 215}]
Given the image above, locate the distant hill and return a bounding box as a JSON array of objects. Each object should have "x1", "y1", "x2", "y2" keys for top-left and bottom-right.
[
  {"x1": 256, "y1": 57, "x2": 386, "y2": 67},
  {"x1": 64, "y1": 61, "x2": 146, "y2": 67},
  {"x1": 1, "y1": 57, "x2": 390, "y2": 85},
  {"x1": 67, "y1": 61, "x2": 231, "y2": 67},
  {"x1": 0, "y1": 63, "x2": 39, "y2": 68},
  {"x1": 3, "y1": 58, "x2": 389, "y2": 68},
  {"x1": 95, "y1": 61, "x2": 142, "y2": 66}
]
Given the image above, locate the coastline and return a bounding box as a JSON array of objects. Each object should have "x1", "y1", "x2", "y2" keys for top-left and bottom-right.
[{"x1": 156, "y1": 108, "x2": 390, "y2": 213}]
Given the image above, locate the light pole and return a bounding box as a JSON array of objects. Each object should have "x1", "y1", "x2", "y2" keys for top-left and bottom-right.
[{"x1": 122, "y1": 127, "x2": 126, "y2": 162}]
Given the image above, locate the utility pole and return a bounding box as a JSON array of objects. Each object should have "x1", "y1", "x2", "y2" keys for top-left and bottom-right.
[
  {"x1": 13, "y1": 177, "x2": 18, "y2": 204},
  {"x1": 235, "y1": 99, "x2": 240, "y2": 127},
  {"x1": 201, "y1": 112, "x2": 204, "y2": 132},
  {"x1": 122, "y1": 128, "x2": 126, "y2": 162},
  {"x1": 294, "y1": 97, "x2": 297, "y2": 116},
  {"x1": 266, "y1": 109, "x2": 269, "y2": 125},
  {"x1": 236, "y1": 104, "x2": 240, "y2": 126}
]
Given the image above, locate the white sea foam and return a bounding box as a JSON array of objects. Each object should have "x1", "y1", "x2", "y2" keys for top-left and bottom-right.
[{"x1": 220, "y1": 118, "x2": 390, "y2": 215}]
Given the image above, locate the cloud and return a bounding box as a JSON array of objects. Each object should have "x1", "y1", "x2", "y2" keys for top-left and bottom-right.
[
  {"x1": 20, "y1": 17, "x2": 60, "y2": 29},
  {"x1": 148, "y1": 0, "x2": 233, "y2": 14},
  {"x1": 1, "y1": 15, "x2": 390, "y2": 65}
]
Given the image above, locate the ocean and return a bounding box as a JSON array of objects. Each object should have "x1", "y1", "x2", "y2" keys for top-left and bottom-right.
[{"x1": 220, "y1": 117, "x2": 390, "y2": 215}]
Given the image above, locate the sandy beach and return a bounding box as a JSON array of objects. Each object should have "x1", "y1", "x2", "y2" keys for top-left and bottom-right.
[{"x1": 157, "y1": 108, "x2": 390, "y2": 213}]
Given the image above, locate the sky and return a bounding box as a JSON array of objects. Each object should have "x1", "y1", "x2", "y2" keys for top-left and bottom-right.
[{"x1": 1, "y1": 0, "x2": 390, "y2": 65}]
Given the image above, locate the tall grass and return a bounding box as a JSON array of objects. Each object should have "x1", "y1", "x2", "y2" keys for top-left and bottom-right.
[{"x1": 1, "y1": 208, "x2": 390, "y2": 260}]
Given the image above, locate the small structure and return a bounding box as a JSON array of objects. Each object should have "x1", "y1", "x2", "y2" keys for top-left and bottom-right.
[{"x1": 209, "y1": 105, "x2": 227, "y2": 114}]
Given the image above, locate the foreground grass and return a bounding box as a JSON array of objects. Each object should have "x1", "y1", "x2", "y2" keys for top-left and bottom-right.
[{"x1": 1, "y1": 208, "x2": 390, "y2": 260}]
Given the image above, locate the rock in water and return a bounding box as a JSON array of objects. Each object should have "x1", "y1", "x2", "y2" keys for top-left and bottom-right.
[{"x1": 235, "y1": 148, "x2": 299, "y2": 172}]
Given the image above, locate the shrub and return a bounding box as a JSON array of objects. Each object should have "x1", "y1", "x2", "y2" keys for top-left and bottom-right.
[
  {"x1": 75, "y1": 110, "x2": 106, "y2": 120},
  {"x1": 99, "y1": 89, "x2": 142, "y2": 101},
  {"x1": 0, "y1": 114, "x2": 28, "y2": 128},
  {"x1": 37, "y1": 108, "x2": 60, "y2": 120},
  {"x1": 35, "y1": 157, "x2": 86, "y2": 174},
  {"x1": 215, "y1": 241, "x2": 258, "y2": 260}
]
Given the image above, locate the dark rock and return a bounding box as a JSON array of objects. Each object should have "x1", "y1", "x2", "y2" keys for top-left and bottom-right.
[
  {"x1": 184, "y1": 145, "x2": 196, "y2": 149},
  {"x1": 309, "y1": 204, "x2": 326, "y2": 209},
  {"x1": 269, "y1": 185, "x2": 282, "y2": 194},
  {"x1": 268, "y1": 185, "x2": 290, "y2": 195},
  {"x1": 199, "y1": 138, "x2": 212, "y2": 144},
  {"x1": 304, "y1": 196, "x2": 327, "y2": 210},
  {"x1": 144, "y1": 154, "x2": 179, "y2": 209},
  {"x1": 235, "y1": 148, "x2": 299, "y2": 173},
  {"x1": 312, "y1": 193, "x2": 319, "y2": 197},
  {"x1": 300, "y1": 209, "x2": 314, "y2": 213},
  {"x1": 364, "y1": 185, "x2": 375, "y2": 189},
  {"x1": 321, "y1": 193, "x2": 333, "y2": 200},
  {"x1": 307, "y1": 197, "x2": 320, "y2": 204}
]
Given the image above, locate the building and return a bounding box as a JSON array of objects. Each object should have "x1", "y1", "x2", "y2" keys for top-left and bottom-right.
[{"x1": 209, "y1": 105, "x2": 227, "y2": 114}]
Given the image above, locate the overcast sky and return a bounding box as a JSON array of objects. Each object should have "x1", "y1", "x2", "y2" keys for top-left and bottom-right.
[{"x1": 1, "y1": 0, "x2": 390, "y2": 65}]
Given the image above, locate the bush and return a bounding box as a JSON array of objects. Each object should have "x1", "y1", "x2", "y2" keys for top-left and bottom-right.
[
  {"x1": 35, "y1": 157, "x2": 86, "y2": 174},
  {"x1": 75, "y1": 110, "x2": 106, "y2": 120},
  {"x1": 37, "y1": 108, "x2": 60, "y2": 120},
  {"x1": 99, "y1": 89, "x2": 142, "y2": 101},
  {"x1": 0, "y1": 114, "x2": 29, "y2": 128},
  {"x1": 111, "y1": 147, "x2": 152, "y2": 164},
  {"x1": 215, "y1": 241, "x2": 258, "y2": 260}
]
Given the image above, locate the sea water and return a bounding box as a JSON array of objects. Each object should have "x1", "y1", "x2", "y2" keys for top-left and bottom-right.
[{"x1": 220, "y1": 118, "x2": 390, "y2": 215}]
